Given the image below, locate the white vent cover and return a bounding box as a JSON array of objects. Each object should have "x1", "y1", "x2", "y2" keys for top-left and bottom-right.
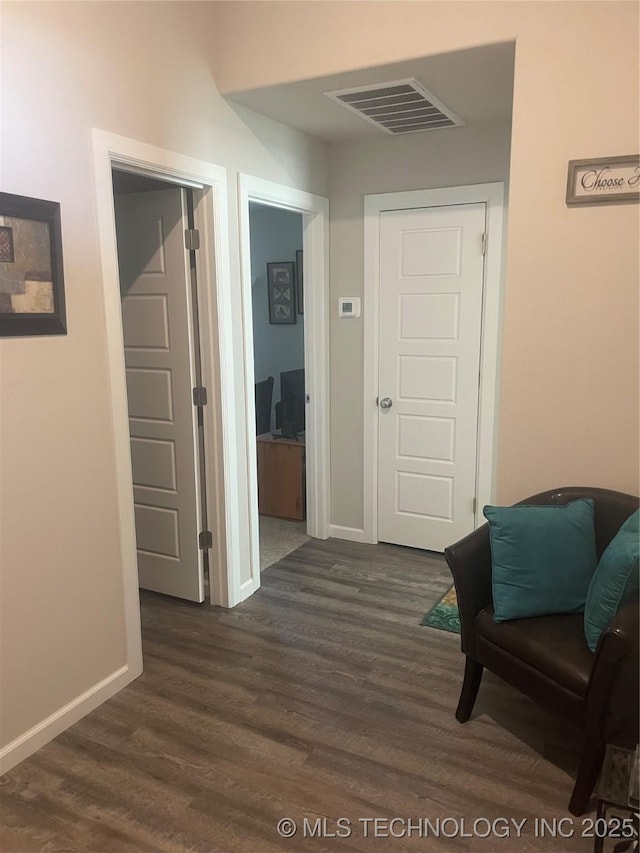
[{"x1": 325, "y1": 78, "x2": 463, "y2": 135}]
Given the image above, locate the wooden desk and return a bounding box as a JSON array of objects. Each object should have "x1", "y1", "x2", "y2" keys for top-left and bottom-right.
[{"x1": 256, "y1": 432, "x2": 305, "y2": 521}]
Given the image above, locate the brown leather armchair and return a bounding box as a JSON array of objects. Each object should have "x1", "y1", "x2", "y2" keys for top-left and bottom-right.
[{"x1": 444, "y1": 487, "x2": 639, "y2": 816}]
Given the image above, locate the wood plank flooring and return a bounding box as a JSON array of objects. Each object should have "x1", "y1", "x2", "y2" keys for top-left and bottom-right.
[{"x1": 1, "y1": 539, "x2": 596, "y2": 852}]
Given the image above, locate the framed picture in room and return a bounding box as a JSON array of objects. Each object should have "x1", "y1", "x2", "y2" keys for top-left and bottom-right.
[
  {"x1": 267, "y1": 261, "x2": 296, "y2": 324},
  {"x1": 0, "y1": 192, "x2": 67, "y2": 337},
  {"x1": 296, "y1": 249, "x2": 303, "y2": 314}
]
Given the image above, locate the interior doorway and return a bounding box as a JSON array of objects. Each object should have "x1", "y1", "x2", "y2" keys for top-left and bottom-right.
[
  {"x1": 112, "y1": 169, "x2": 211, "y2": 602},
  {"x1": 248, "y1": 202, "x2": 311, "y2": 570},
  {"x1": 376, "y1": 201, "x2": 487, "y2": 551},
  {"x1": 363, "y1": 182, "x2": 506, "y2": 548},
  {"x1": 238, "y1": 174, "x2": 331, "y2": 591}
]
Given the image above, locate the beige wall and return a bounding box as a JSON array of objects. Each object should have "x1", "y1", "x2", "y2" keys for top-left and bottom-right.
[
  {"x1": 329, "y1": 122, "x2": 513, "y2": 528},
  {"x1": 0, "y1": 1, "x2": 328, "y2": 751},
  {"x1": 215, "y1": 0, "x2": 640, "y2": 508}
]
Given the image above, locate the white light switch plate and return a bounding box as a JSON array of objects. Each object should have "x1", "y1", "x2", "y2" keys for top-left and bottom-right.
[{"x1": 338, "y1": 297, "x2": 361, "y2": 318}]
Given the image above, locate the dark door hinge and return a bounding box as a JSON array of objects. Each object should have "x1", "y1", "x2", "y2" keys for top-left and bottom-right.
[
  {"x1": 199, "y1": 530, "x2": 213, "y2": 550},
  {"x1": 192, "y1": 386, "x2": 207, "y2": 407},
  {"x1": 185, "y1": 228, "x2": 200, "y2": 251}
]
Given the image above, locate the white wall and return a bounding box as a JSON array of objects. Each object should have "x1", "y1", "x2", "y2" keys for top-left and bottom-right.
[
  {"x1": 250, "y1": 203, "x2": 304, "y2": 426},
  {"x1": 0, "y1": 1, "x2": 327, "y2": 760},
  {"x1": 329, "y1": 121, "x2": 513, "y2": 528}
]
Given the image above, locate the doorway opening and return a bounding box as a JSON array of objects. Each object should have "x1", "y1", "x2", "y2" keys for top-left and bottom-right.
[
  {"x1": 238, "y1": 175, "x2": 331, "y2": 592},
  {"x1": 112, "y1": 168, "x2": 211, "y2": 603},
  {"x1": 248, "y1": 202, "x2": 311, "y2": 570},
  {"x1": 93, "y1": 129, "x2": 252, "y2": 693}
]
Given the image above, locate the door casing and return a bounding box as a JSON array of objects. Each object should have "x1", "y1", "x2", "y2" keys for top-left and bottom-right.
[
  {"x1": 363, "y1": 182, "x2": 506, "y2": 545},
  {"x1": 92, "y1": 129, "x2": 240, "y2": 687}
]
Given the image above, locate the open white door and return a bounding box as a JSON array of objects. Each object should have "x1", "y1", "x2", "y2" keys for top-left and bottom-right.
[
  {"x1": 115, "y1": 187, "x2": 204, "y2": 602},
  {"x1": 377, "y1": 202, "x2": 487, "y2": 552}
]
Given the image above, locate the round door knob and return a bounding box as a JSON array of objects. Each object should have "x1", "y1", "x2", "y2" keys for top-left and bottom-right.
[{"x1": 379, "y1": 397, "x2": 393, "y2": 409}]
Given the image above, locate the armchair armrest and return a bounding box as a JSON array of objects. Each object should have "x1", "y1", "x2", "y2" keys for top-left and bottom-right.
[
  {"x1": 444, "y1": 524, "x2": 493, "y2": 658},
  {"x1": 592, "y1": 596, "x2": 639, "y2": 679},
  {"x1": 587, "y1": 596, "x2": 640, "y2": 745},
  {"x1": 604, "y1": 595, "x2": 640, "y2": 643}
]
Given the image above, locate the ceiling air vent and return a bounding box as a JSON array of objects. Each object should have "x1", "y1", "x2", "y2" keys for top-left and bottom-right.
[{"x1": 324, "y1": 78, "x2": 463, "y2": 135}]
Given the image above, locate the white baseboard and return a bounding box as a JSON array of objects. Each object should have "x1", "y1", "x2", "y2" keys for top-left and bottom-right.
[
  {"x1": 329, "y1": 525, "x2": 368, "y2": 543},
  {"x1": 0, "y1": 664, "x2": 134, "y2": 775}
]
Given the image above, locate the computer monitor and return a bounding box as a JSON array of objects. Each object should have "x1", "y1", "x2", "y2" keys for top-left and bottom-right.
[{"x1": 279, "y1": 368, "x2": 305, "y2": 439}]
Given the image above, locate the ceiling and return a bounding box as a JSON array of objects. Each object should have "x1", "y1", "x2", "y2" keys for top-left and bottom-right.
[{"x1": 225, "y1": 42, "x2": 515, "y2": 142}]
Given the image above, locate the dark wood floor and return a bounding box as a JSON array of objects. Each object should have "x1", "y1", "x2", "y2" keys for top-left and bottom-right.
[{"x1": 1, "y1": 539, "x2": 595, "y2": 852}]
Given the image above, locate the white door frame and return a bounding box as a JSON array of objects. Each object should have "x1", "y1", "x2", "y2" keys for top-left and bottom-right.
[
  {"x1": 238, "y1": 174, "x2": 330, "y2": 591},
  {"x1": 91, "y1": 129, "x2": 244, "y2": 682},
  {"x1": 363, "y1": 182, "x2": 506, "y2": 545}
]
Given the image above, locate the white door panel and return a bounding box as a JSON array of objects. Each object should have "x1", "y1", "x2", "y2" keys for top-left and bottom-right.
[
  {"x1": 115, "y1": 188, "x2": 204, "y2": 602},
  {"x1": 377, "y1": 203, "x2": 486, "y2": 551}
]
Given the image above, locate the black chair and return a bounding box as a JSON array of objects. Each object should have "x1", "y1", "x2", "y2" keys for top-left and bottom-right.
[
  {"x1": 445, "y1": 487, "x2": 639, "y2": 815},
  {"x1": 255, "y1": 376, "x2": 274, "y2": 436}
]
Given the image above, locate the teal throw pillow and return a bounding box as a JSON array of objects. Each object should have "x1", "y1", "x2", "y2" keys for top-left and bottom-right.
[
  {"x1": 483, "y1": 499, "x2": 597, "y2": 623},
  {"x1": 584, "y1": 509, "x2": 639, "y2": 652}
]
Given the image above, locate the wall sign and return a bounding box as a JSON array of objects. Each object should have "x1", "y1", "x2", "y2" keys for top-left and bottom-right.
[{"x1": 566, "y1": 155, "x2": 640, "y2": 205}]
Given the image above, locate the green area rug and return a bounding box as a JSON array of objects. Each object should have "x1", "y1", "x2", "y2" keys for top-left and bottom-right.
[{"x1": 421, "y1": 585, "x2": 461, "y2": 634}]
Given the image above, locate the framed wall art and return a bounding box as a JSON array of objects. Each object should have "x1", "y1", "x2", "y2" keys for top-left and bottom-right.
[
  {"x1": 0, "y1": 192, "x2": 67, "y2": 337},
  {"x1": 267, "y1": 261, "x2": 296, "y2": 324}
]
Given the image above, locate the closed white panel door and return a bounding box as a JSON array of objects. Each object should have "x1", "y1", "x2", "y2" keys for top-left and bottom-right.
[
  {"x1": 377, "y1": 203, "x2": 486, "y2": 552},
  {"x1": 115, "y1": 188, "x2": 204, "y2": 602}
]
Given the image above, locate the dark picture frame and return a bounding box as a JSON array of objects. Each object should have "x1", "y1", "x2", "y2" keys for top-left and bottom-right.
[
  {"x1": 267, "y1": 261, "x2": 296, "y2": 324},
  {"x1": 0, "y1": 192, "x2": 67, "y2": 337},
  {"x1": 295, "y1": 249, "x2": 303, "y2": 314}
]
